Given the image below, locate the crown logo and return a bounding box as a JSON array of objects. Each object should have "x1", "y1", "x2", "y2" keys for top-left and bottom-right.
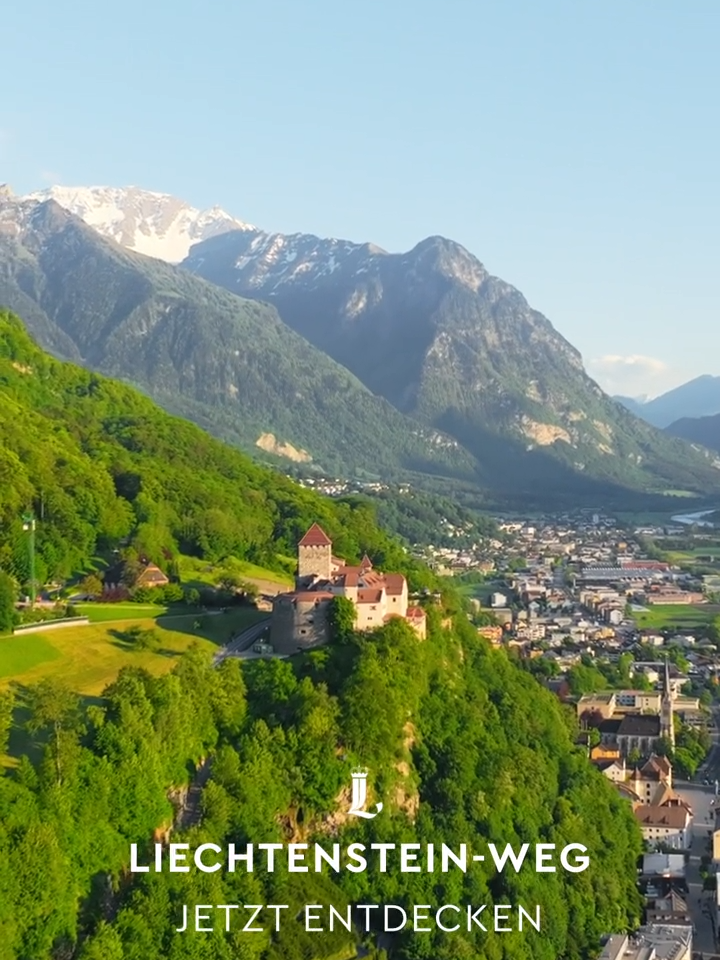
[{"x1": 348, "y1": 767, "x2": 382, "y2": 819}]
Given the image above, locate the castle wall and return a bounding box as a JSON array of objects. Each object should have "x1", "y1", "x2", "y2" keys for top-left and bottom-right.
[{"x1": 271, "y1": 596, "x2": 331, "y2": 655}]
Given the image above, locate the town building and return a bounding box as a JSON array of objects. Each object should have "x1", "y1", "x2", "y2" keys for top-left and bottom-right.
[
  {"x1": 633, "y1": 804, "x2": 692, "y2": 850},
  {"x1": 599, "y1": 925, "x2": 691, "y2": 960}
]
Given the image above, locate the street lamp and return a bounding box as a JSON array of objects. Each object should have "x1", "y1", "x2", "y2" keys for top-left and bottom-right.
[{"x1": 21, "y1": 511, "x2": 36, "y2": 608}]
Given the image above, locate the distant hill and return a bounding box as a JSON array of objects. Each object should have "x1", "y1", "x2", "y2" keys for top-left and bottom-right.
[
  {"x1": 666, "y1": 412, "x2": 720, "y2": 454},
  {"x1": 616, "y1": 375, "x2": 720, "y2": 428}
]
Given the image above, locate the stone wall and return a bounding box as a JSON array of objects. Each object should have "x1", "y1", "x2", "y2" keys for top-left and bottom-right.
[{"x1": 270, "y1": 596, "x2": 331, "y2": 655}]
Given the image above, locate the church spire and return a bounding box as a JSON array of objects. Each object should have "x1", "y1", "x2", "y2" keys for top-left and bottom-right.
[{"x1": 661, "y1": 657, "x2": 674, "y2": 750}]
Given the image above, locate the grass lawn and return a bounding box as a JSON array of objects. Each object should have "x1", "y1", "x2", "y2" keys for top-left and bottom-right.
[
  {"x1": 453, "y1": 578, "x2": 506, "y2": 605},
  {"x1": 0, "y1": 606, "x2": 267, "y2": 696},
  {"x1": 75, "y1": 602, "x2": 171, "y2": 622},
  {"x1": 178, "y1": 556, "x2": 293, "y2": 591},
  {"x1": 632, "y1": 604, "x2": 720, "y2": 631}
]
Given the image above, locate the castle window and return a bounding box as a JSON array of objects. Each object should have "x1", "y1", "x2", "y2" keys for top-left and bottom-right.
[{"x1": 300, "y1": 629, "x2": 307, "y2": 635}]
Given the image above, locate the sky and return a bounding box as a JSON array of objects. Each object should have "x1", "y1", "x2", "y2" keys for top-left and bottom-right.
[{"x1": 2, "y1": 0, "x2": 719, "y2": 399}]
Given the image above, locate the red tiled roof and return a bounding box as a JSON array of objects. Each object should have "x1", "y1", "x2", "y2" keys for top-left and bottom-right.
[
  {"x1": 406, "y1": 606, "x2": 426, "y2": 619},
  {"x1": 335, "y1": 572, "x2": 360, "y2": 587},
  {"x1": 357, "y1": 589, "x2": 383, "y2": 603},
  {"x1": 360, "y1": 554, "x2": 373, "y2": 569},
  {"x1": 633, "y1": 805, "x2": 689, "y2": 828},
  {"x1": 299, "y1": 523, "x2": 332, "y2": 547},
  {"x1": 385, "y1": 573, "x2": 406, "y2": 595}
]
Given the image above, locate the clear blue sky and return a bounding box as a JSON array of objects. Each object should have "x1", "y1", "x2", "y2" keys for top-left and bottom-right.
[{"x1": 3, "y1": 0, "x2": 719, "y2": 397}]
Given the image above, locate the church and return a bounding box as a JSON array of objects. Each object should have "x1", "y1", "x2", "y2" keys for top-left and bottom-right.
[
  {"x1": 270, "y1": 523, "x2": 427, "y2": 655},
  {"x1": 596, "y1": 660, "x2": 676, "y2": 759}
]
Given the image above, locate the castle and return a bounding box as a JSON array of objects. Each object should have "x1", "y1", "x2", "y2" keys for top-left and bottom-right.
[{"x1": 270, "y1": 523, "x2": 427, "y2": 654}]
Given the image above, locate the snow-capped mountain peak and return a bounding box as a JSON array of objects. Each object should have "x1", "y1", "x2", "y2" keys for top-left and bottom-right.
[{"x1": 22, "y1": 185, "x2": 254, "y2": 263}]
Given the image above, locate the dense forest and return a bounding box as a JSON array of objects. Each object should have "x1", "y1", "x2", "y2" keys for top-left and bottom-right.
[
  {"x1": 0, "y1": 310, "x2": 644, "y2": 959},
  {"x1": 0, "y1": 612, "x2": 643, "y2": 960},
  {"x1": 0, "y1": 310, "x2": 435, "y2": 591}
]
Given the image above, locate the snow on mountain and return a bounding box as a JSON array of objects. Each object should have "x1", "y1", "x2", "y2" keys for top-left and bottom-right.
[{"x1": 23, "y1": 185, "x2": 254, "y2": 263}]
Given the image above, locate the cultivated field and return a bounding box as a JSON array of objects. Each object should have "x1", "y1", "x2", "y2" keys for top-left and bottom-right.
[
  {"x1": 632, "y1": 604, "x2": 720, "y2": 631},
  {"x1": 0, "y1": 605, "x2": 267, "y2": 696}
]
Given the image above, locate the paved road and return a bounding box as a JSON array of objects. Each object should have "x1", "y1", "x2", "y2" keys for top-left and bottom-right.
[
  {"x1": 673, "y1": 781, "x2": 716, "y2": 953},
  {"x1": 673, "y1": 705, "x2": 720, "y2": 955},
  {"x1": 212, "y1": 617, "x2": 270, "y2": 665}
]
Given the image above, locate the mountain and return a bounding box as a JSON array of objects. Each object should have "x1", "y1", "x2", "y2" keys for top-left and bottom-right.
[
  {"x1": 183, "y1": 226, "x2": 720, "y2": 500},
  {"x1": 0, "y1": 193, "x2": 474, "y2": 484},
  {"x1": 616, "y1": 375, "x2": 720, "y2": 428},
  {"x1": 666, "y1": 412, "x2": 720, "y2": 454},
  {"x1": 613, "y1": 395, "x2": 647, "y2": 418},
  {"x1": 8, "y1": 185, "x2": 720, "y2": 503},
  {"x1": 24, "y1": 184, "x2": 253, "y2": 262}
]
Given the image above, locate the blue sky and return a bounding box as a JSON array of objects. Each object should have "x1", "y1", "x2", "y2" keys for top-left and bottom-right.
[{"x1": 3, "y1": 0, "x2": 718, "y2": 397}]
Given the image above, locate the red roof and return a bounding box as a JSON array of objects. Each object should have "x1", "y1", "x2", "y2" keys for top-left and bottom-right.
[
  {"x1": 357, "y1": 589, "x2": 383, "y2": 603},
  {"x1": 406, "y1": 606, "x2": 426, "y2": 619},
  {"x1": 299, "y1": 523, "x2": 332, "y2": 547}
]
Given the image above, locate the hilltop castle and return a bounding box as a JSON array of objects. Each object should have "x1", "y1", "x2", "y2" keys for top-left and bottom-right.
[{"x1": 270, "y1": 523, "x2": 426, "y2": 654}]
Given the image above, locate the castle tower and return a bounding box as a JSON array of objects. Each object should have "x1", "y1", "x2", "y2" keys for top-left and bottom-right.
[
  {"x1": 661, "y1": 658, "x2": 675, "y2": 750},
  {"x1": 297, "y1": 523, "x2": 332, "y2": 584}
]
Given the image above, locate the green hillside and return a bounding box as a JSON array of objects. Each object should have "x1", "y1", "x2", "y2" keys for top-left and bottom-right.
[
  {"x1": 0, "y1": 614, "x2": 643, "y2": 960},
  {"x1": 0, "y1": 309, "x2": 433, "y2": 588},
  {"x1": 0, "y1": 309, "x2": 643, "y2": 959}
]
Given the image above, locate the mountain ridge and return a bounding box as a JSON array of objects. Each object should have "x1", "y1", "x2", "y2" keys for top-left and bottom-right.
[
  {"x1": 0, "y1": 194, "x2": 475, "y2": 484},
  {"x1": 23, "y1": 184, "x2": 253, "y2": 262},
  {"x1": 183, "y1": 223, "x2": 720, "y2": 499},
  {"x1": 666, "y1": 411, "x2": 720, "y2": 454},
  {"x1": 615, "y1": 375, "x2": 720, "y2": 427},
  {"x1": 5, "y1": 184, "x2": 720, "y2": 504}
]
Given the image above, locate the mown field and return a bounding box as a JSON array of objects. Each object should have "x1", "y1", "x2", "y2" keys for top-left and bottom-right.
[
  {"x1": 0, "y1": 605, "x2": 267, "y2": 696},
  {"x1": 632, "y1": 604, "x2": 720, "y2": 631}
]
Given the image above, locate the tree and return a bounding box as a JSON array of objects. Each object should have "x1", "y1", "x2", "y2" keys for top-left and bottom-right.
[
  {"x1": 218, "y1": 571, "x2": 242, "y2": 593},
  {"x1": 0, "y1": 690, "x2": 13, "y2": 757},
  {"x1": 26, "y1": 679, "x2": 82, "y2": 783},
  {"x1": 0, "y1": 570, "x2": 17, "y2": 634},
  {"x1": 80, "y1": 573, "x2": 103, "y2": 598},
  {"x1": 328, "y1": 596, "x2": 356, "y2": 645}
]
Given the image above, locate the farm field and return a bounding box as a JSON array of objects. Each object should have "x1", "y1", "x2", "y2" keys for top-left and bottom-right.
[
  {"x1": 0, "y1": 606, "x2": 267, "y2": 696},
  {"x1": 632, "y1": 604, "x2": 720, "y2": 631}
]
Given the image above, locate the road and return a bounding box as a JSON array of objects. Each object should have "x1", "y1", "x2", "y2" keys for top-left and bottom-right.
[
  {"x1": 673, "y1": 704, "x2": 720, "y2": 955},
  {"x1": 212, "y1": 617, "x2": 270, "y2": 665}
]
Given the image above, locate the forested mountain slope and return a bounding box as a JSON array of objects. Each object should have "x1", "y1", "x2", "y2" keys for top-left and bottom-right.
[
  {"x1": 0, "y1": 197, "x2": 474, "y2": 483},
  {"x1": 666, "y1": 411, "x2": 720, "y2": 454},
  {"x1": 0, "y1": 309, "x2": 433, "y2": 586}
]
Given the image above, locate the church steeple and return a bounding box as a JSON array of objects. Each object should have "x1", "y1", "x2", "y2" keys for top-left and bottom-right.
[{"x1": 661, "y1": 658, "x2": 674, "y2": 749}]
